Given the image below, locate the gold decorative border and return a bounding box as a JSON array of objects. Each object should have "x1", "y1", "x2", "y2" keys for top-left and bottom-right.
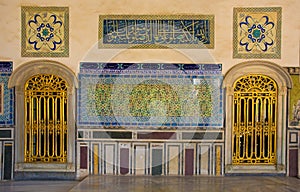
[{"x1": 98, "y1": 15, "x2": 214, "y2": 49}]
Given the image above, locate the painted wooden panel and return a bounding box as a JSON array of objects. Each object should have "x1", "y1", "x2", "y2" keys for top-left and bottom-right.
[
  {"x1": 198, "y1": 145, "x2": 210, "y2": 175},
  {"x1": 93, "y1": 144, "x2": 100, "y2": 174},
  {"x1": 120, "y1": 148, "x2": 130, "y2": 175},
  {"x1": 80, "y1": 146, "x2": 88, "y2": 169},
  {"x1": 185, "y1": 149, "x2": 194, "y2": 175},
  {"x1": 289, "y1": 149, "x2": 298, "y2": 177},
  {"x1": 103, "y1": 143, "x2": 116, "y2": 174},
  {"x1": 166, "y1": 144, "x2": 180, "y2": 175},
  {"x1": 3, "y1": 143, "x2": 12, "y2": 180},
  {"x1": 151, "y1": 144, "x2": 163, "y2": 175},
  {"x1": 134, "y1": 144, "x2": 148, "y2": 175},
  {"x1": 214, "y1": 145, "x2": 222, "y2": 176}
]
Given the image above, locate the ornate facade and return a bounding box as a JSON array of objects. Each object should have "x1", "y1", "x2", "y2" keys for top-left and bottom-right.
[{"x1": 0, "y1": 0, "x2": 299, "y2": 180}]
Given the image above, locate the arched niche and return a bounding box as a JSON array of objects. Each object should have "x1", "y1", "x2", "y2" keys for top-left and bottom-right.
[
  {"x1": 223, "y1": 60, "x2": 292, "y2": 175},
  {"x1": 8, "y1": 60, "x2": 78, "y2": 180}
]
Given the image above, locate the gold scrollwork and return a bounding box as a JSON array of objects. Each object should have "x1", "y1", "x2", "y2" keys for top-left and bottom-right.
[
  {"x1": 232, "y1": 74, "x2": 277, "y2": 165},
  {"x1": 24, "y1": 74, "x2": 68, "y2": 163}
]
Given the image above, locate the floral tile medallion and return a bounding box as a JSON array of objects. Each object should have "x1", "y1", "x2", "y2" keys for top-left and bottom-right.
[
  {"x1": 233, "y1": 7, "x2": 281, "y2": 59},
  {"x1": 21, "y1": 6, "x2": 69, "y2": 57}
]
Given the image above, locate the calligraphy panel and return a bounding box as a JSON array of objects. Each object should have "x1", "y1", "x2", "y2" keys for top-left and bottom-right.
[
  {"x1": 77, "y1": 63, "x2": 223, "y2": 128},
  {"x1": 21, "y1": 6, "x2": 69, "y2": 57},
  {"x1": 98, "y1": 15, "x2": 214, "y2": 49},
  {"x1": 233, "y1": 7, "x2": 281, "y2": 59}
]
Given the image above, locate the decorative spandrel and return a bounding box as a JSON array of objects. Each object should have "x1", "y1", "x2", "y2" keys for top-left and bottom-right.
[
  {"x1": 99, "y1": 15, "x2": 214, "y2": 49},
  {"x1": 233, "y1": 7, "x2": 281, "y2": 59},
  {"x1": 21, "y1": 6, "x2": 69, "y2": 57}
]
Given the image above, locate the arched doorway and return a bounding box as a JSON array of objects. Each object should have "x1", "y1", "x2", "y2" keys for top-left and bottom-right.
[
  {"x1": 8, "y1": 60, "x2": 77, "y2": 180},
  {"x1": 223, "y1": 61, "x2": 292, "y2": 174}
]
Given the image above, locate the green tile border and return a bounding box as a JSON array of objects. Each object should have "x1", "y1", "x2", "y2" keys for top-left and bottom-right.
[
  {"x1": 233, "y1": 7, "x2": 282, "y2": 59},
  {"x1": 21, "y1": 6, "x2": 69, "y2": 57}
]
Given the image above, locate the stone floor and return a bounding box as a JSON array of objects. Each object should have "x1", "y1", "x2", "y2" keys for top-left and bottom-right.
[{"x1": 0, "y1": 176, "x2": 300, "y2": 192}]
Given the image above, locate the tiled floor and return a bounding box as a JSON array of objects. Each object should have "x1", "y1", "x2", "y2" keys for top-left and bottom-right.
[{"x1": 1, "y1": 176, "x2": 300, "y2": 192}]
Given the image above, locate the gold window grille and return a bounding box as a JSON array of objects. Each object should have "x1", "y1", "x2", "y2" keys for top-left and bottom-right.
[
  {"x1": 24, "y1": 74, "x2": 68, "y2": 163},
  {"x1": 232, "y1": 74, "x2": 277, "y2": 165}
]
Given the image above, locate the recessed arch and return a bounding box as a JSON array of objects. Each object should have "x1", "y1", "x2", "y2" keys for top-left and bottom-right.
[
  {"x1": 223, "y1": 60, "x2": 292, "y2": 174},
  {"x1": 8, "y1": 60, "x2": 78, "y2": 179}
]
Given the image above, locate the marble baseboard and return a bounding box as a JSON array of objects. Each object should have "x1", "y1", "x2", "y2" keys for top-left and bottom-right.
[
  {"x1": 225, "y1": 164, "x2": 286, "y2": 175},
  {"x1": 14, "y1": 171, "x2": 76, "y2": 180},
  {"x1": 15, "y1": 162, "x2": 75, "y2": 172}
]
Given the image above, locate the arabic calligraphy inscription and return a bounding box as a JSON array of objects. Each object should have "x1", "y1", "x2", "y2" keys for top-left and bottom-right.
[{"x1": 99, "y1": 15, "x2": 214, "y2": 49}]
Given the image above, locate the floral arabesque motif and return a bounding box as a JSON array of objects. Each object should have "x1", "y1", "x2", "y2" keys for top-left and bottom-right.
[
  {"x1": 239, "y1": 15, "x2": 275, "y2": 52},
  {"x1": 28, "y1": 14, "x2": 63, "y2": 51}
]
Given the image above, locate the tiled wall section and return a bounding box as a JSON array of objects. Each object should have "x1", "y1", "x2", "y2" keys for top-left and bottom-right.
[
  {"x1": 77, "y1": 62, "x2": 224, "y2": 176},
  {"x1": 0, "y1": 62, "x2": 14, "y2": 180},
  {"x1": 0, "y1": 62, "x2": 14, "y2": 125},
  {"x1": 77, "y1": 62, "x2": 223, "y2": 127}
]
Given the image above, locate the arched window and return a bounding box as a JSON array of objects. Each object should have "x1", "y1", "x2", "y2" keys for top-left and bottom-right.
[
  {"x1": 24, "y1": 74, "x2": 68, "y2": 163},
  {"x1": 232, "y1": 74, "x2": 277, "y2": 164}
]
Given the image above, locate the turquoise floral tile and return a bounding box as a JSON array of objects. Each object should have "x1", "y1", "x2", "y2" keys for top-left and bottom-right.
[{"x1": 77, "y1": 63, "x2": 223, "y2": 128}]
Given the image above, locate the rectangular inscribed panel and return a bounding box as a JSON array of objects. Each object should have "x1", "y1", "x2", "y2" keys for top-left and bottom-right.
[{"x1": 99, "y1": 15, "x2": 214, "y2": 49}]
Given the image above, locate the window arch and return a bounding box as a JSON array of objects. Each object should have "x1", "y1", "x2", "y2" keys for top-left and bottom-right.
[
  {"x1": 8, "y1": 60, "x2": 78, "y2": 179},
  {"x1": 223, "y1": 60, "x2": 292, "y2": 174},
  {"x1": 24, "y1": 74, "x2": 68, "y2": 163},
  {"x1": 232, "y1": 74, "x2": 277, "y2": 164}
]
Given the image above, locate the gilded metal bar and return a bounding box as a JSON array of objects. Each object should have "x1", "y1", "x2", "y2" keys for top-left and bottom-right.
[
  {"x1": 232, "y1": 75, "x2": 277, "y2": 165},
  {"x1": 24, "y1": 74, "x2": 68, "y2": 163}
]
